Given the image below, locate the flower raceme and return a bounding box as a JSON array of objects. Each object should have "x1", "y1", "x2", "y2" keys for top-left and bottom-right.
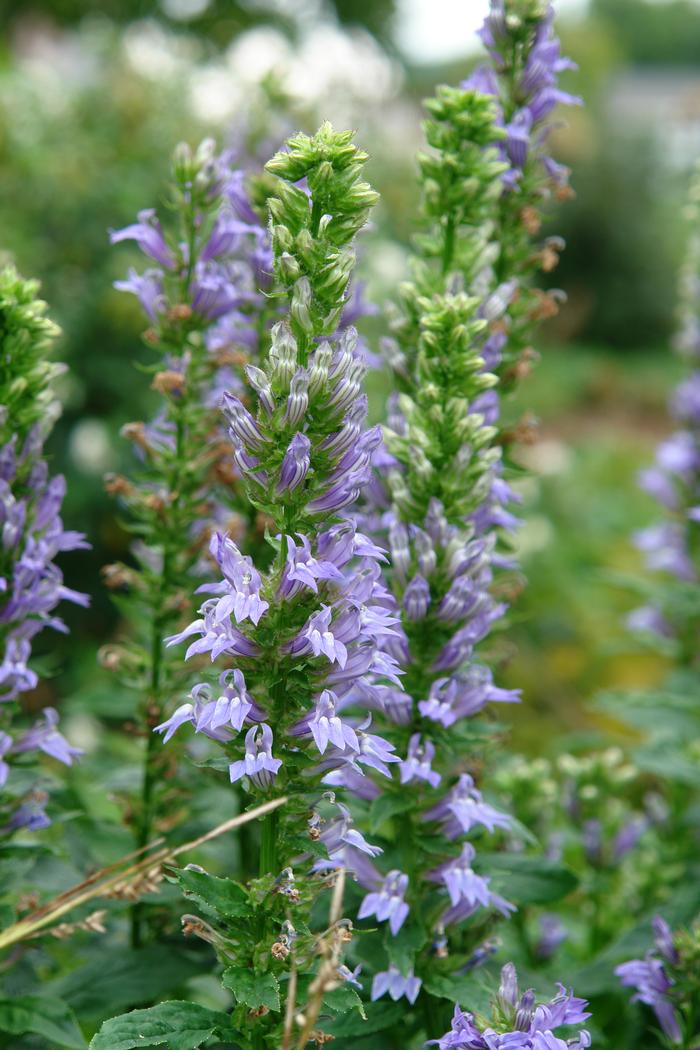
[
  {"x1": 325, "y1": 0, "x2": 580, "y2": 1024},
  {"x1": 151, "y1": 123, "x2": 410, "y2": 1041},
  {"x1": 630, "y1": 162, "x2": 700, "y2": 652},
  {"x1": 0, "y1": 267, "x2": 88, "y2": 834}
]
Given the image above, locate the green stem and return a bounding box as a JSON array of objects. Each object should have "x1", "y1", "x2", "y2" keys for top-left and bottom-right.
[
  {"x1": 130, "y1": 409, "x2": 186, "y2": 949},
  {"x1": 441, "y1": 216, "x2": 456, "y2": 276},
  {"x1": 259, "y1": 807, "x2": 279, "y2": 878}
]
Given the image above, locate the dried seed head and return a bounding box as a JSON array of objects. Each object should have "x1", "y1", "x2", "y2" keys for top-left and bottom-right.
[
  {"x1": 169, "y1": 303, "x2": 193, "y2": 322},
  {"x1": 104, "y1": 473, "x2": 134, "y2": 497},
  {"x1": 97, "y1": 645, "x2": 124, "y2": 672},
  {"x1": 101, "y1": 563, "x2": 137, "y2": 590},
  {"x1": 120, "y1": 421, "x2": 148, "y2": 449},
  {"x1": 520, "y1": 205, "x2": 541, "y2": 236},
  {"x1": 248, "y1": 1006, "x2": 269, "y2": 1019},
  {"x1": 152, "y1": 370, "x2": 186, "y2": 395}
]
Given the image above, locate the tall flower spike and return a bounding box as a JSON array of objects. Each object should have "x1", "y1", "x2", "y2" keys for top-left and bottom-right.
[
  {"x1": 342, "y1": 0, "x2": 581, "y2": 1034},
  {"x1": 464, "y1": 0, "x2": 582, "y2": 397},
  {"x1": 0, "y1": 266, "x2": 88, "y2": 836},
  {"x1": 629, "y1": 160, "x2": 700, "y2": 655},
  {"x1": 156, "y1": 124, "x2": 401, "y2": 1045},
  {"x1": 108, "y1": 140, "x2": 283, "y2": 946}
]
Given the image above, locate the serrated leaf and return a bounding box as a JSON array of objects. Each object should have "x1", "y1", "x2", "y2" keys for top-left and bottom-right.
[
  {"x1": 168, "y1": 866, "x2": 251, "y2": 919},
  {"x1": 322, "y1": 983, "x2": 365, "y2": 1016},
  {"x1": 0, "y1": 996, "x2": 86, "y2": 1048},
  {"x1": 369, "y1": 792, "x2": 417, "y2": 833},
  {"x1": 474, "y1": 853, "x2": 578, "y2": 904},
  {"x1": 89, "y1": 1001, "x2": 235, "y2": 1050},
  {"x1": 222, "y1": 968, "x2": 280, "y2": 1012}
]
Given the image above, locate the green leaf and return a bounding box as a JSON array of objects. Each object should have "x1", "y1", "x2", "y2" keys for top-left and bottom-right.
[
  {"x1": 168, "y1": 866, "x2": 251, "y2": 919},
  {"x1": 322, "y1": 1000, "x2": 405, "y2": 1037},
  {"x1": 383, "y1": 917, "x2": 428, "y2": 971},
  {"x1": 222, "y1": 968, "x2": 280, "y2": 1012},
  {"x1": 322, "y1": 983, "x2": 365, "y2": 1017},
  {"x1": 89, "y1": 1002, "x2": 236, "y2": 1050},
  {"x1": 634, "y1": 747, "x2": 700, "y2": 786},
  {"x1": 422, "y1": 974, "x2": 492, "y2": 1014},
  {"x1": 369, "y1": 792, "x2": 416, "y2": 833},
  {"x1": 0, "y1": 996, "x2": 86, "y2": 1048},
  {"x1": 474, "y1": 853, "x2": 578, "y2": 904},
  {"x1": 45, "y1": 945, "x2": 204, "y2": 1019}
]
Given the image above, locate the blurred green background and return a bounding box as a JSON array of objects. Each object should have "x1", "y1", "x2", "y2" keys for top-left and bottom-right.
[{"x1": 2, "y1": 0, "x2": 698, "y2": 751}]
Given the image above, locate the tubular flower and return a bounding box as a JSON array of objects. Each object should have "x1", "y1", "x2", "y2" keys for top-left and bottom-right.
[
  {"x1": 616, "y1": 917, "x2": 687, "y2": 1045},
  {"x1": 430, "y1": 964, "x2": 591, "y2": 1049}
]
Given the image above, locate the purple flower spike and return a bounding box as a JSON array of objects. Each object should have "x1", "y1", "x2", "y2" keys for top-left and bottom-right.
[
  {"x1": 229, "y1": 723, "x2": 282, "y2": 789},
  {"x1": 109, "y1": 208, "x2": 176, "y2": 269},
  {"x1": 358, "y1": 869, "x2": 410, "y2": 935},
  {"x1": 277, "y1": 432, "x2": 311, "y2": 493},
  {"x1": 371, "y1": 964, "x2": 422, "y2": 1005}
]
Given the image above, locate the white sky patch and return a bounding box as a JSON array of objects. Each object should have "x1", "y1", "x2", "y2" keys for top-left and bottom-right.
[{"x1": 396, "y1": 0, "x2": 589, "y2": 64}]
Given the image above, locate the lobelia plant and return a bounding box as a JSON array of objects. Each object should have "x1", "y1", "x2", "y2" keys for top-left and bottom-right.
[
  {"x1": 92, "y1": 122, "x2": 403, "y2": 1049},
  {"x1": 605, "y1": 163, "x2": 700, "y2": 1050},
  {"x1": 0, "y1": 266, "x2": 88, "y2": 839},
  {"x1": 108, "y1": 138, "x2": 379, "y2": 947},
  {"x1": 628, "y1": 159, "x2": 700, "y2": 657},
  {"x1": 319, "y1": 1, "x2": 583, "y2": 1043},
  {"x1": 464, "y1": 0, "x2": 581, "y2": 405},
  {"x1": 107, "y1": 139, "x2": 280, "y2": 944}
]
